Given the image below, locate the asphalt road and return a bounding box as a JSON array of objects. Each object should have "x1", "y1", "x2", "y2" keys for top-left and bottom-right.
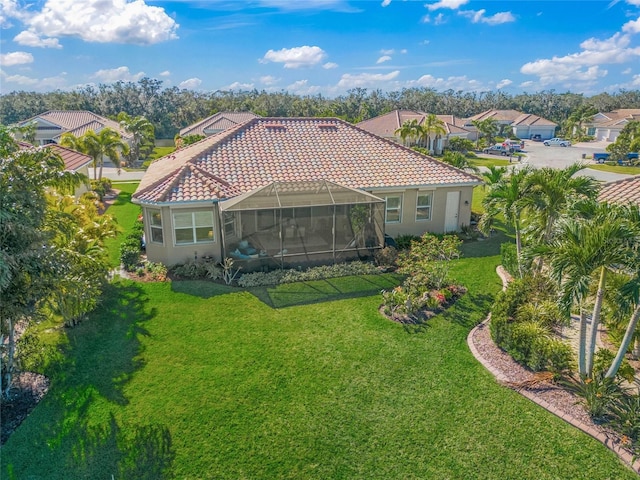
[{"x1": 478, "y1": 140, "x2": 633, "y2": 183}]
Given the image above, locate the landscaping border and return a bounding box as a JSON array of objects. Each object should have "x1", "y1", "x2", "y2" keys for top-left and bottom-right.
[{"x1": 467, "y1": 267, "x2": 640, "y2": 474}]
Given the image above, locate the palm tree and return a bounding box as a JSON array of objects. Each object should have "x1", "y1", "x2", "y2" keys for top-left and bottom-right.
[
  {"x1": 524, "y1": 164, "x2": 599, "y2": 245},
  {"x1": 394, "y1": 119, "x2": 420, "y2": 147},
  {"x1": 479, "y1": 166, "x2": 533, "y2": 277},
  {"x1": 420, "y1": 114, "x2": 447, "y2": 154},
  {"x1": 118, "y1": 112, "x2": 155, "y2": 167},
  {"x1": 482, "y1": 165, "x2": 507, "y2": 189},
  {"x1": 441, "y1": 151, "x2": 479, "y2": 174},
  {"x1": 472, "y1": 118, "x2": 499, "y2": 149},
  {"x1": 541, "y1": 204, "x2": 638, "y2": 376},
  {"x1": 567, "y1": 106, "x2": 596, "y2": 139}
]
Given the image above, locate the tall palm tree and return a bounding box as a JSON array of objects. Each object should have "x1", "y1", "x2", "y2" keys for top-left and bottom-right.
[
  {"x1": 482, "y1": 165, "x2": 507, "y2": 189},
  {"x1": 420, "y1": 114, "x2": 447, "y2": 154},
  {"x1": 541, "y1": 204, "x2": 638, "y2": 376},
  {"x1": 472, "y1": 118, "x2": 499, "y2": 149},
  {"x1": 479, "y1": 166, "x2": 533, "y2": 277},
  {"x1": 524, "y1": 164, "x2": 599, "y2": 245},
  {"x1": 86, "y1": 128, "x2": 129, "y2": 180},
  {"x1": 118, "y1": 112, "x2": 155, "y2": 167}
]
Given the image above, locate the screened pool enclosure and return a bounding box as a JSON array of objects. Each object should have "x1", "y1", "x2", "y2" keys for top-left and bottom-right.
[{"x1": 219, "y1": 180, "x2": 385, "y2": 270}]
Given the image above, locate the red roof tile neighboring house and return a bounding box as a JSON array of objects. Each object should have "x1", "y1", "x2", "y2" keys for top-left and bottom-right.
[
  {"x1": 463, "y1": 109, "x2": 557, "y2": 141},
  {"x1": 356, "y1": 109, "x2": 471, "y2": 141},
  {"x1": 588, "y1": 109, "x2": 640, "y2": 142},
  {"x1": 179, "y1": 112, "x2": 260, "y2": 138},
  {"x1": 18, "y1": 110, "x2": 132, "y2": 145},
  {"x1": 46, "y1": 144, "x2": 93, "y2": 172},
  {"x1": 134, "y1": 117, "x2": 481, "y2": 205},
  {"x1": 598, "y1": 175, "x2": 640, "y2": 206}
]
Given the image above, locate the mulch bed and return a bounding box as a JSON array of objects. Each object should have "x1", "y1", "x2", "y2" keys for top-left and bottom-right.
[{"x1": 1, "y1": 372, "x2": 50, "y2": 445}]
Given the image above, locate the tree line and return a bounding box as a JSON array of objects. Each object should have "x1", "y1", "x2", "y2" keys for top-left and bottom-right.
[{"x1": 2, "y1": 78, "x2": 640, "y2": 139}]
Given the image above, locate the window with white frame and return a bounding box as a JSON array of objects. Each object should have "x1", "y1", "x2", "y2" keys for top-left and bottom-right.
[
  {"x1": 416, "y1": 193, "x2": 433, "y2": 221},
  {"x1": 148, "y1": 209, "x2": 164, "y2": 243},
  {"x1": 173, "y1": 211, "x2": 214, "y2": 245},
  {"x1": 385, "y1": 195, "x2": 402, "y2": 223}
]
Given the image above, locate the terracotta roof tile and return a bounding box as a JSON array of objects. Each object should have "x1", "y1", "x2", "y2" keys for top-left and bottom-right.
[
  {"x1": 134, "y1": 117, "x2": 481, "y2": 204},
  {"x1": 357, "y1": 110, "x2": 471, "y2": 138},
  {"x1": 45, "y1": 144, "x2": 93, "y2": 171},
  {"x1": 598, "y1": 175, "x2": 640, "y2": 206},
  {"x1": 179, "y1": 112, "x2": 260, "y2": 137},
  {"x1": 21, "y1": 110, "x2": 132, "y2": 140}
]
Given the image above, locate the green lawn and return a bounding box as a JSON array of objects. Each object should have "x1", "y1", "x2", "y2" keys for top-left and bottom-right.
[
  {"x1": 104, "y1": 182, "x2": 141, "y2": 267},
  {"x1": 471, "y1": 157, "x2": 511, "y2": 167},
  {"x1": 2, "y1": 248, "x2": 635, "y2": 478},
  {"x1": 587, "y1": 163, "x2": 640, "y2": 175}
]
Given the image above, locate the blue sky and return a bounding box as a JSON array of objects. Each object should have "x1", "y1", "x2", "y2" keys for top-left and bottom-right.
[{"x1": 1, "y1": 0, "x2": 640, "y2": 97}]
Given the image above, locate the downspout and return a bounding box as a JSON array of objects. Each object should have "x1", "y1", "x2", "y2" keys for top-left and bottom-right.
[{"x1": 216, "y1": 202, "x2": 226, "y2": 261}]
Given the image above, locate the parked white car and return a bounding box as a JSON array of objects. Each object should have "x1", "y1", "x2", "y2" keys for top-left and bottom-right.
[{"x1": 543, "y1": 138, "x2": 571, "y2": 147}]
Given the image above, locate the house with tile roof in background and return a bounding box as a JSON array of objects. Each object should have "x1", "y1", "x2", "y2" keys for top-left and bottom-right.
[
  {"x1": 356, "y1": 110, "x2": 472, "y2": 154},
  {"x1": 585, "y1": 109, "x2": 640, "y2": 142},
  {"x1": 464, "y1": 109, "x2": 557, "y2": 141},
  {"x1": 17, "y1": 110, "x2": 132, "y2": 146},
  {"x1": 133, "y1": 117, "x2": 481, "y2": 269},
  {"x1": 178, "y1": 112, "x2": 260, "y2": 138}
]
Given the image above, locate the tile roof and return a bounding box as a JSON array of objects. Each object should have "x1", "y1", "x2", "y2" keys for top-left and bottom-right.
[
  {"x1": 46, "y1": 144, "x2": 93, "y2": 172},
  {"x1": 20, "y1": 110, "x2": 132, "y2": 140},
  {"x1": 356, "y1": 110, "x2": 471, "y2": 138},
  {"x1": 511, "y1": 113, "x2": 557, "y2": 127},
  {"x1": 17, "y1": 142, "x2": 93, "y2": 172},
  {"x1": 179, "y1": 112, "x2": 260, "y2": 137},
  {"x1": 134, "y1": 117, "x2": 481, "y2": 204},
  {"x1": 592, "y1": 109, "x2": 640, "y2": 128},
  {"x1": 598, "y1": 175, "x2": 640, "y2": 206},
  {"x1": 467, "y1": 109, "x2": 524, "y2": 123}
]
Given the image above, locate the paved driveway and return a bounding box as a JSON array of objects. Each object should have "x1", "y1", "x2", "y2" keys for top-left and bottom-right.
[{"x1": 477, "y1": 140, "x2": 632, "y2": 182}]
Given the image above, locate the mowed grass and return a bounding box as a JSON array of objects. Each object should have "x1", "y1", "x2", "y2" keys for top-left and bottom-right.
[
  {"x1": 103, "y1": 182, "x2": 141, "y2": 267},
  {"x1": 2, "y1": 252, "x2": 635, "y2": 478},
  {"x1": 587, "y1": 163, "x2": 640, "y2": 175}
]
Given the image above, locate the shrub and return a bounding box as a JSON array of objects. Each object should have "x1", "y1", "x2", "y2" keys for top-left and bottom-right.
[
  {"x1": 374, "y1": 246, "x2": 398, "y2": 267},
  {"x1": 395, "y1": 234, "x2": 420, "y2": 250},
  {"x1": 607, "y1": 394, "x2": 640, "y2": 448},
  {"x1": 507, "y1": 320, "x2": 550, "y2": 366},
  {"x1": 146, "y1": 262, "x2": 168, "y2": 282},
  {"x1": 593, "y1": 349, "x2": 636, "y2": 383},
  {"x1": 172, "y1": 260, "x2": 208, "y2": 279},
  {"x1": 564, "y1": 373, "x2": 626, "y2": 421},
  {"x1": 500, "y1": 243, "x2": 519, "y2": 278},
  {"x1": 120, "y1": 238, "x2": 142, "y2": 271},
  {"x1": 90, "y1": 178, "x2": 113, "y2": 200},
  {"x1": 237, "y1": 261, "x2": 380, "y2": 288}
]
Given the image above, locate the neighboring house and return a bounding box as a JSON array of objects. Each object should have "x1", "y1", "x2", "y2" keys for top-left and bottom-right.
[
  {"x1": 179, "y1": 112, "x2": 260, "y2": 138},
  {"x1": 133, "y1": 117, "x2": 481, "y2": 268},
  {"x1": 586, "y1": 109, "x2": 640, "y2": 142},
  {"x1": 18, "y1": 142, "x2": 92, "y2": 198},
  {"x1": 464, "y1": 109, "x2": 557, "y2": 141},
  {"x1": 356, "y1": 110, "x2": 472, "y2": 154},
  {"x1": 598, "y1": 175, "x2": 640, "y2": 206},
  {"x1": 18, "y1": 110, "x2": 132, "y2": 146}
]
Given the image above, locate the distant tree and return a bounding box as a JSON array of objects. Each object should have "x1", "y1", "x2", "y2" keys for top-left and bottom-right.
[
  {"x1": 394, "y1": 119, "x2": 420, "y2": 146},
  {"x1": 441, "y1": 151, "x2": 479, "y2": 173},
  {"x1": 606, "y1": 120, "x2": 640, "y2": 161},
  {"x1": 61, "y1": 128, "x2": 129, "y2": 179},
  {"x1": 419, "y1": 114, "x2": 447, "y2": 153},
  {"x1": 117, "y1": 112, "x2": 155, "y2": 167},
  {"x1": 447, "y1": 137, "x2": 474, "y2": 153},
  {"x1": 472, "y1": 118, "x2": 499, "y2": 148}
]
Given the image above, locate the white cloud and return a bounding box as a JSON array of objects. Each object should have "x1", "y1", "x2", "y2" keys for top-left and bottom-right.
[
  {"x1": 406, "y1": 74, "x2": 483, "y2": 91},
  {"x1": 91, "y1": 66, "x2": 145, "y2": 83},
  {"x1": 381, "y1": 0, "x2": 391, "y2": 6},
  {"x1": 262, "y1": 45, "x2": 327, "y2": 68},
  {"x1": 426, "y1": 0, "x2": 468, "y2": 12},
  {"x1": 224, "y1": 81, "x2": 254, "y2": 90},
  {"x1": 623, "y1": 16, "x2": 640, "y2": 34},
  {"x1": 381, "y1": 49, "x2": 395, "y2": 55},
  {"x1": 622, "y1": 68, "x2": 632, "y2": 74},
  {"x1": 0, "y1": 68, "x2": 68, "y2": 90},
  {"x1": 159, "y1": 70, "x2": 171, "y2": 77},
  {"x1": 179, "y1": 78, "x2": 203, "y2": 89},
  {"x1": 337, "y1": 70, "x2": 400, "y2": 88},
  {"x1": 376, "y1": 55, "x2": 392, "y2": 64},
  {"x1": 260, "y1": 75, "x2": 279, "y2": 85},
  {"x1": 285, "y1": 79, "x2": 322, "y2": 95},
  {"x1": 0, "y1": 51, "x2": 34, "y2": 66},
  {"x1": 496, "y1": 79, "x2": 513, "y2": 89},
  {"x1": 5, "y1": 0, "x2": 179, "y2": 46},
  {"x1": 323, "y1": 62, "x2": 338, "y2": 69},
  {"x1": 13, "y1": 30, "x2": 61, "y2": 48},
  {"x1": 459, "y1": 9, "x2": 515, "y2": 25},
  {"x1": 626, "y1": 0, "x2": 640, "y2": 6},
  {"x1": 400, "y1": 49, "x2": 408, "y2": 54},
  {"x1": 521, "y1": 32, "x2": 640, "y2": 85}
]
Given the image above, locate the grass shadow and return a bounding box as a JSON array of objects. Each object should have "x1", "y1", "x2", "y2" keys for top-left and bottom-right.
[
  {"x1": 2, "y1": 280, "x2": 172, "y2": 479},
  {"x1": 170, "y1": 279, "x2": 240, "y2": 299},
  {"x1": 440, "y1": 292, "x2": 495, "y2": 329},
  {"x1": 460, "y1": 230, "x2": 511, "y2": 259},
  {"x1": 249, "y1": 273, "x2": 404, "y2": 309}
]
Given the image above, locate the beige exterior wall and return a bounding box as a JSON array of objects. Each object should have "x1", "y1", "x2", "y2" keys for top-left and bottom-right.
[
  {"x1": 143, "y1": 204, "x2": 223, "y2": 266},
  {"x1": 74, "y1": 164, "x2": 91, "y2": 199},
  {"x1": 370, "y1": 185, "x2": 475, "y2": 238},
  {"x1": 142, "y1": 185, "x2": 476, "y2": 265}
]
